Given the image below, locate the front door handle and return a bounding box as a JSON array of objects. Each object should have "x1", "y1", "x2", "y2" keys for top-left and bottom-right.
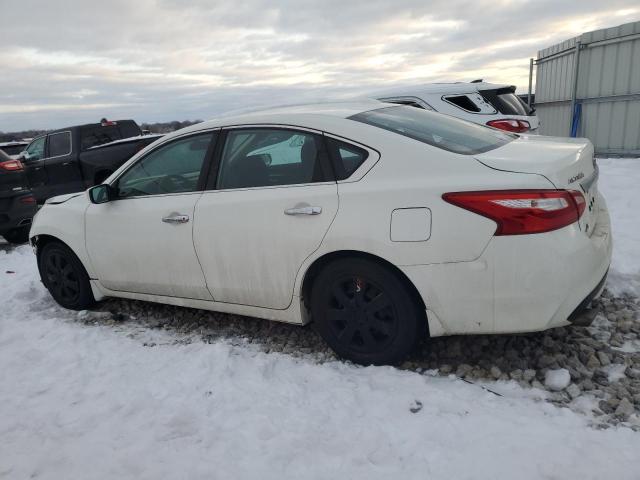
[
  {"x1": 284, "y1": 206, "x2": 322, "y2": 216},
  {"x1": 162, "y1": 213, "x2": 190, "y2": 224}
]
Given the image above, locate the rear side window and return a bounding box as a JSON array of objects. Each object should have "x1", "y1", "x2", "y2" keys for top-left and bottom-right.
[
  {"x1": 480, "y1": 88, "x2": 532, "y2": 116},
  {"x1": 378, "y1": 97, "x2": 435, "y2": 111},
  {"x1": 216, "y1": 129, "x2": 328, "y2": 189},
  {"x1": 444, "y1": 95, "x2": 481, "y2": 112},
  {"x1": 326, "y1": 138, "x2": 368, "y2": 180},
  {"x1": 80, "y1": 122, "x2": 142, "y2": 151},
  {"x1": 349, "y1": 105, "x2": 515, "y2": 155},
  {"x1": 48, "y1": 132, "x2": 72, "y2": 157}
]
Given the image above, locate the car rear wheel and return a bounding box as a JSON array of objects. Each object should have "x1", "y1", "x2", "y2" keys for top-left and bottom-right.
[
  {"x1": 3, "y1": 226, "x2": 30, "y2": 244},
  {"x1": 38, "y1": 242, "x2": 95, "y2": 310},
  {"x1": 310, "y1": 258, "x2": 425, "y2": 365}
]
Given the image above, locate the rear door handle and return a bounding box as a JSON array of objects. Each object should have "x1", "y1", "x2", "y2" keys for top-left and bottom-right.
[
  {"x1": 162, "y1": 213, "x2": 190, "y2": 224},
  {"x1": 284, "y1": 206, "x2": 322, "y2": 216}
]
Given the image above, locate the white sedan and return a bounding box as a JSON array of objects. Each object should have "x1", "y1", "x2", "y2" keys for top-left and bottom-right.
[{"x1": 30, "y1": 101, "x2": 612, "y2": 365}]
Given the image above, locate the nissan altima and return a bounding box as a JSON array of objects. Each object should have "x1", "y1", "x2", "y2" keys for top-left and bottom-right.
[{"x1": 29, "y1": 101, "x2": 612, "y2": 365}]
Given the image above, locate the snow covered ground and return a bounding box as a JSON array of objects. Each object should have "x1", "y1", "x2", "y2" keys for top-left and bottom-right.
[
  {"x1": 1, "y1": 158, "x2": 639, "y2": 479},
  {"x1": 598, "y1": 158, "x2": 640, "y2": 297}
]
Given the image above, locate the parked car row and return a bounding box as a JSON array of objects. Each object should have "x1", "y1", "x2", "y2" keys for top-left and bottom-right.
[
  {"x1": 0, "y1": 119, "x2": 161, "y2": 243},
  {"x1": 371, "y1": 81, "x2": 539, "y2": 133},
  {"x1": 29, "y1": 100, "x2": 609, "y2": 365}
]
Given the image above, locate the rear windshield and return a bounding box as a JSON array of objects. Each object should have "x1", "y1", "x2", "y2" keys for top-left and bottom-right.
[
  {"x1": 0, "y1": 145, "x2": 26, "y2": 156},
  {"x1": 80, "y1": 121, "x2": 141, "y2": 151},
  {"x1": 481, "y1": 88, "x2": 533, "y2": 116},
  {"x1": 349, "y1": 105, "x2": 515, "y2": 155}
]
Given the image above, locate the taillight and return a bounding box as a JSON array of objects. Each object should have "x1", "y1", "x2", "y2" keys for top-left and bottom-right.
[
  {"x1": 19, "y1": 195, "x2": 36, "y2": 205},
  {"x1": 0, "y1": 159, "x2": 24, "y2": 171},
  {"x1": 487, "y1": 119, "x2": 530, "y2": 133},
  {"x1": 442, "y1": 190, "x2": 586, "y2": 235}
]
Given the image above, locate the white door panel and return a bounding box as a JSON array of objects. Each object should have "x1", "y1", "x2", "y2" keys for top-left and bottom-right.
[
  {"x1": 194, "y1": 183, "x2": 338, "y2": 309},
  {"x1": 86, "y1": 193, "x2": 213, "y2": 300}
]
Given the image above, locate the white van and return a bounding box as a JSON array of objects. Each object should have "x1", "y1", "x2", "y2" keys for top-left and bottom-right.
[{"x1": 372, "y1": 81, "x2": 539, "y2": 133}]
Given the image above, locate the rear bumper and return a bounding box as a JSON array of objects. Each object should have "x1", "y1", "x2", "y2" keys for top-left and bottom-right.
[
  {"x1": 567, "y1": 269, "x2": 608, "y2": 326},
  {"x1": 401, "y1": 193, "x2": 612, "y2": 336},
  {"x1": 0, "y1": 192, "x2": 38, "y2": 234}
]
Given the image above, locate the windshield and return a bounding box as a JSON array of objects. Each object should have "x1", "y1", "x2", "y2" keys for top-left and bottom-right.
[{"x1": 349, "y1": 105, "x2": 515, "y2": 155}]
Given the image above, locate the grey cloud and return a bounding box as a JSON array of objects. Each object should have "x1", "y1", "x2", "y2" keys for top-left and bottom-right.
[{"x1": 0, "y1": 0, "x2": 638, "y2": 130}]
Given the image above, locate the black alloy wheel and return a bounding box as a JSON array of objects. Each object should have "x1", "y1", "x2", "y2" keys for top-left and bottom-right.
[
  {"x1": 38, "y1": 242, "x2": 95, "y2": 310},
  {"x1": 326, "y1": 275, "x2": 398, "y2": 354},
  {"x1": 311, "y1": 258, "x2": 425, "y2": 365}
]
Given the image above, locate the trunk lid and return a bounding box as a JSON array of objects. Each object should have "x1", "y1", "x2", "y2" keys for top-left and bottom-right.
[{"x1": 475, "y1": 135, "x2": 599, "y2": 236}]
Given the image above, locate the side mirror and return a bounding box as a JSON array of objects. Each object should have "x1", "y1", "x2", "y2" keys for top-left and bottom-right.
[{"x1": 88, "y1": 184, "x2": 114, "y2": 204}]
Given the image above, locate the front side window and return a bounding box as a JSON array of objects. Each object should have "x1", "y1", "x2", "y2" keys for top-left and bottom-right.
[
  {"x1": 216, "y1": 129, "x2": 327, "y2": 189},
  {"x1": 48, "y1": 132, "x2": 72, "y2": 157},
  {"x1": 116, "y1": 132, "x2": 214, "y2": 198},
  {"x1": 349, "y1": 105, "x2": 515, "y2": 155},
  {"x1": 23, "y1": 137, "x2": 46, "y2": 162}
]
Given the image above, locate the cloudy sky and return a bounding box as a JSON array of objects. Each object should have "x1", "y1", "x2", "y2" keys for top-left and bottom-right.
[{"x1": 0, "y1": 0, "x2": 638, "y2": 131}]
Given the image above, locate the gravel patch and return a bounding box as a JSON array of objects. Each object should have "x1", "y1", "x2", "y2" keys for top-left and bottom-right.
[{"x1": 82, "y1": 288, "x2": 640, "y2": 429}]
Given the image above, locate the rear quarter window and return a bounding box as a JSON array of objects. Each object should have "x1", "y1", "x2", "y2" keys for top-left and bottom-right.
[
  {"x1": 349, "y1": 105, "x2": 515, "y2": 155},
  {"x1": 326, "y1": 138, "x2": 368, "y2": 180}
]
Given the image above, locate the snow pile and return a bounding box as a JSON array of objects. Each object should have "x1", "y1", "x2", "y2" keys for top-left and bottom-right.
[
  {"x1": 544, "y1": 368, "x2": 571, "y2": 391},
  {"x1": 598, "y1": 158, "x2": 640, "y2": 296}
]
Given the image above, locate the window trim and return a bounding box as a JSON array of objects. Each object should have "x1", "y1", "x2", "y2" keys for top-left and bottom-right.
[
  {"x1": 108, "y1": 130, "x2": 219, "y2": 201},
  {"x1": 204, "y1": 125, "x2": 336, "y2": 192},
  {"x1": 46, "y1": 130, "x2": 73, "y2": 159}
]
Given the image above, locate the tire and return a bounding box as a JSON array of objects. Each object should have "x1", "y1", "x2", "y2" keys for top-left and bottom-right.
[
  {"x1": 3, "y1": 226, "x2": 30, "y2": 244},
  {"x1": 310, "y1": 258, "x2": 425, "y2": 365},
  {"x1": 38, "y1": 241, "x2": 95, "y2": 310}
]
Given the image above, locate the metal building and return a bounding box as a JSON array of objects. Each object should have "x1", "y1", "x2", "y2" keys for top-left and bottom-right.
[{"x1": 532, "y1": 20, "x2": 640, "y2": 156}]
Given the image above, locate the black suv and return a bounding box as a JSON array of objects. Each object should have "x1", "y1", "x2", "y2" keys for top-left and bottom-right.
[{"x1": 0, "y1": 150, "x2": 37, "y2": 244}]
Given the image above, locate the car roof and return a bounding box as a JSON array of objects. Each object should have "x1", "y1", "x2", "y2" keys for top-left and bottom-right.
[
  {"x1": 168, "y1": 100, "x2": 388, "y2": 138},
  {"x1": 371, "y1": 81, "x2": 513, "y2": 98}
]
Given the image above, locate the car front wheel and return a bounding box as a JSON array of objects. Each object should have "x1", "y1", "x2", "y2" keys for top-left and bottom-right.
[
  {"x1": 38, "y1": 241, "x2": 95, "y2": 310},
  {"x1": 310, "y1": 258, "x2": 425, "y2": 365}
]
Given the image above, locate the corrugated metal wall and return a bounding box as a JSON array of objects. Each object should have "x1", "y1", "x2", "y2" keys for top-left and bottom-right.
[{"x1": 535, "y1": 21, "x2": 640, "y2": 156}]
